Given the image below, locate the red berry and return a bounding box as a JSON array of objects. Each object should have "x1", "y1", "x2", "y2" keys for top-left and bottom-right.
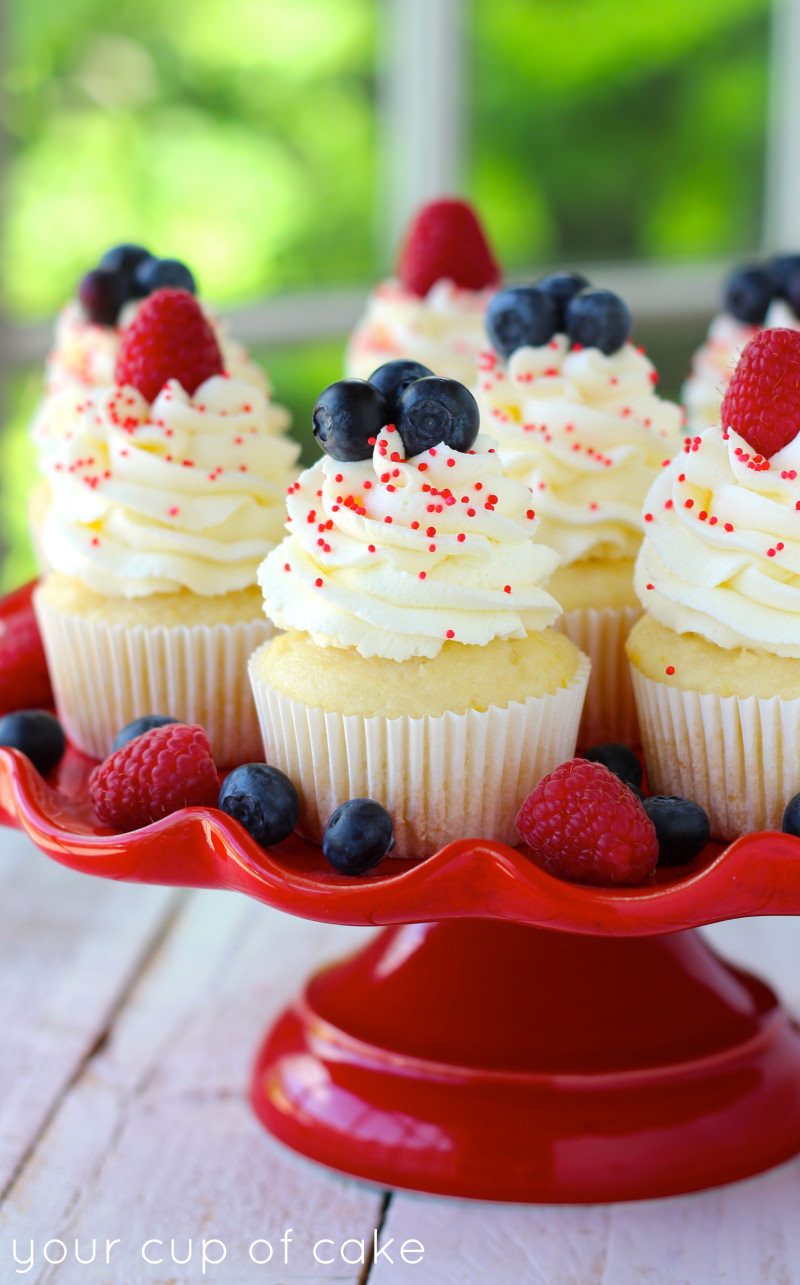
[
  {"x1": 515, "y1": 758, "x2": 658, "y2": 886},
  {"x1": 114, "y1": 288, "x2": 224, "y2": 403},
  {"x1": 721, "y1": 327, "x2": 800, "y2": 457},
  {"x1": 397, "y1": 198, "x2": 500, "y2": 298},
  {"x1": 0, "y1": 581, "x2": 53, "y2": 715},
  {"x1": 89, "y1": 722, "x2": 219, "y2": 831}
]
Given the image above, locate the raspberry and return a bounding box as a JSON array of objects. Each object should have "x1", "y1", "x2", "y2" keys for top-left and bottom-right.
[
  {"x1": 115, "y1": 288, "x2": 224, "y2": 403},
  {"x1": 720, "y1": 327, "x2": 800, "y2": 458},
  {"x1": 515, "y1": 758, "x2": 658, "y2": 886},
  {"x1": 89, "y1": 723, "x2": 219, "y2": 831},
  {"x1": 397, "y1": 198, "x2": 500, "y2": 298}
]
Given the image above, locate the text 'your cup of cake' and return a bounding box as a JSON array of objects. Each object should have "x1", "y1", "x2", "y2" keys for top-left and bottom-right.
[
  {"x1": 476, "y1": 274, "x2": 683, "y2": 745},
  {"x1": 628, "y1": 327, "x2": 800, "y2": 839},
  {"x1": 33, "y1": 286, "x2": 300, "y2": 766},
  {"x1": 249, "y1": 365, "x2": 591, "y2": 860}
]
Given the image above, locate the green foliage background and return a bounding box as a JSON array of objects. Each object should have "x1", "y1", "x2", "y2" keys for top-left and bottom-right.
[{"x1": 0, "y1": 0, "x2": 771, "y2": 588}]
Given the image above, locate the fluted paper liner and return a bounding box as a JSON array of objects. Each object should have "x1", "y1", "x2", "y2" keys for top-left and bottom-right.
[
  {"x1": 249, "y1": 647, "x2": 591, "y2": 860},
  {"x1": 630, "y1": 665, "x2": 800, "y2": 840},
  {"x1": 555, "y1": 604, "x2": 641, "y2": 748},
  {"x1": 35, "y1": 590, "x2": 272, "y2": 766}
]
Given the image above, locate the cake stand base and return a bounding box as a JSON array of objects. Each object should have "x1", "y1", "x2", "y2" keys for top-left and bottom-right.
[{"x1": 252, "y1": 919, "x2": 800, "y2": 1202}]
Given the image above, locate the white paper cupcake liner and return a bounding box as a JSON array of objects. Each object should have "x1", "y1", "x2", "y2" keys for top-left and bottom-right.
[
  {"x1": 34, "y1": 591, "x2": 273, "y2": 766},
  {"x1": 249, "y1": 647, "x2": 591, "y2": 860},
  {"x1": 630, "y1": 665, "x2": 800, "y2": 840},
  {"x1": 555, "y1": 604, "x2": 641, "y2": 748}
]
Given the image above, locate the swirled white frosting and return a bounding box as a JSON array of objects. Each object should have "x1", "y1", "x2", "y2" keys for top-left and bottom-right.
[
  {"x1": 345, "y1": 279, "x2": 493, "y2": 387},
  {"x1": 683, "y1": 301, "x2": 800, "y2": 433},
  {"x1": 257, "y1": 428, "x2": 562, "y2": 661},
  {"x1": 42, "y1": 374, "x2": 300, "y2": 597},
  {"x1": 33, "y1": 300, "x2": 270, "y2": 469},
  {"x1": 476, "y1": 338, "x2": 683, "y2": 565},
  {"x1": 634, "y1": 424, "x2": 800, "y2": 657}
]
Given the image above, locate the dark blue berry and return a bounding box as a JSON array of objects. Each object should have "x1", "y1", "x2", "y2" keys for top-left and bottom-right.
[
  {"x1": 79, "y1": 269, "x2": 124, "y2": 325},
  {"x1": 312, "y1": 379, "x2": 391, "y2": 461},
  {"x1": 782, "y1": 266, "x2": 800, "y2": 320},
  {"x1": 112, "y1": 714, "x2": 177, "y2": 753},
  {"x1": 485, "y1": 286, "x2": 558, "y2": 357},
  {"x1": 133, "y1": 257, "x2": 197, "y2": 297},
  {"x1": 98, "y1": 243, "x2": 152, "y2": 277},
  {"x1": 582, "y1": 742, "x2": 642, "y2": 789},
  {"x1": 218, "y1": 763, "x2": 299, "y2": 847},
  {"x1": 723, "y1": 265, "x2": 774, "y2": 325},
  {"x1": 768, "y1": 254, "x2": 800, "y2": 300},
  {"x1": 97, "y1": 244, "x2": 153, "y2": 300},
  {"x1": 536, "y1": 272, "x2": 590, "y2": 330},
  {"x1": 0, "y1": 710, "x2": 66, "y2": 776},
  {"x1": 782, "y1": 793, "x2": 800, "y2": 838},
  {"x1": 565, "y1": 288, "x2": 631, "y2": 354},
  {"x1": 322, "y1": 798, "x2": 394, "y2": 875},
  {"x1": 368, "y1": 359, "x2": 434, "y2": 411},
  {"x1": 396, "y1": 376, "x2": 480, "y2": 456},
  {"x1": 643, "y1": 796, "x2": 711, "y2": 866}
]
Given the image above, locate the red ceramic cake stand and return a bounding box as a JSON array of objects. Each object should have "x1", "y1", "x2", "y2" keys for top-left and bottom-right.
[{"x1": 3, "y1": 587, "x2": 800, "y2": 1203}]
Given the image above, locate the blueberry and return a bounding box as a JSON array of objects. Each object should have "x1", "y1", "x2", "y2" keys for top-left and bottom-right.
[
  {"x1": 768, "y1": 254, "x2": 800, "y2": 299},
  {"x1": 322, "y1": 798, "x2": 394, "y2": 875},
  {"x1": 112, "y1": 714, "x2": 177, "y2": 753},
  {"x1": 368, "y1": 360, "x2": 434, "y2": 411},
  {"x1": 218, "y1": 763, "x2": 300, "y2": 847},
  {"x1": 0, "y1": 710, "x2": 66, "y2": 776},
  {"x1": 396, "y1": 376, "x2": 480, "y2": 456},
  {"x1": 723, "y1": 265, "x2": 774, "y2": 325},
  {"x1": 78, "y1": 269, "x2": 124, "y2": 326},
  {"x1": 782, "y1": 267, "x2": 800, "y2": 320},
  {"x1": 565, "y1": 288, "x2": 632, "y2": 354},
  {"x1": 782, "y1": 793, "x2": 800, "y2": 837},
  {"x1": 312, "y1": 379, "x2": 391, "y2": 461},
  {"x1": 97, "y1": 243, "x2": 153, "y2": 299},
  {"x1": 582, "y1": 742, "x2": 643, "y2": 789},
  {"x1": 643, "y1": 796, "x2": 711, "y2": 866},
  {"x1": 536, "y1": 271, "x2": 590, "y2": 330},
  {"x1": 133, "y1": 256, "x2": 197, "y2": 297},
  {"x1": 485, "y1": 286, "x2": 558, "y2": 358}
]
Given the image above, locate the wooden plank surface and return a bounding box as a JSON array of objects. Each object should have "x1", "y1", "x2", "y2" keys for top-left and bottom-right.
[{"x1": 2, "y1": 821, "x2": 800, "y2": 1284}]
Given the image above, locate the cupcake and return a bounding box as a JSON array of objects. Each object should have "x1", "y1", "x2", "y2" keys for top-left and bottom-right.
[
  {"x1": 345, "y1": 198, "x2": 501, "y2": 387},
  {"x1": 684, "y1": 256, "x2": 800, "y2": 433},
  {"x1": 476, "y1": 275, "x2": 683, "y2": 746},
  {"x1": 627, "y1": 327, "x2": 800, "y2": 839},
  {"x1": 29, "y1": 244, "x2": 270, "y2": 561},
  {"x1": 34, "y1": 287, "x2": 300, "y2": 766},
  {"x1": 249, "y1": 365, "x2": 590, "y2": 859}
]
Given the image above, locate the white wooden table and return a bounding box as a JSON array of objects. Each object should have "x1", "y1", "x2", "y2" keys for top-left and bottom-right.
[{"x1": 0, "y1": 825, "x2": 799, "y2": 1285}]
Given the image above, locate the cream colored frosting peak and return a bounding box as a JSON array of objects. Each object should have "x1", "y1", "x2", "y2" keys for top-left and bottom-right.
[
  {"x1": 42, "y1": 374, "x2": 300, "y2": 597},
  {"x1": 477, "y1": 339, "x2": 683, "y2": 565},
  {"x1": 345, "y1": 279, "x2": 493, "y2": 387},
  {"x1": 634, "y1": 424, "x2": 800, "y2": 658},
  {"x1": 257, "y1": 427, "x2": 562, "y2": 661}
]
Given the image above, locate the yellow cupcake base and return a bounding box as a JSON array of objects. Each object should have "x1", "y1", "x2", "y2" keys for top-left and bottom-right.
[
  {"x1": 249, "y1": 634, "x2": 591, "y2": 859},
  {"x1": 35, "y1": 575, "x2": 271, "y2": 766},
  {"x1": 627, "y1": 615, "x2": 800, "y2": 839},
  {"x1": 254, "y1": 627, "x2": 581, "y2": 719}
]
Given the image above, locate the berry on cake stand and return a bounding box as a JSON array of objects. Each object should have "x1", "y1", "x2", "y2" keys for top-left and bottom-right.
[{"x1": 3, "y1": 579, "x2": 800, "y2": 1204}]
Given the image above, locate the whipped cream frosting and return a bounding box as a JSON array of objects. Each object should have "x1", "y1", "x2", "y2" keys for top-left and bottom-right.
[
  {"x1": 345, "y1": 279, "x2": 493, "y2": 387},
  {"x1": 33, "y1": 300, "x2": 269, "y2": 469},
  {"x1": 257, "y1": 428, "x2": 562, "y2": 661},
  {"x1": 634, "y1": 425, "x2": 800, "y2": 658},
  {"x1": 42, "y1": 375, "x2": 300, "y2": 598},
  {"x1": 477, "y1": 337, "x2": 683, "y2": 565},
  {"x1": 683, "y1": 301, "x2": 800, "y2": 433}
]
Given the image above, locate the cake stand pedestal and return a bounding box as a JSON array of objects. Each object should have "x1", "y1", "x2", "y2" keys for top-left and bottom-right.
[{"x1": 3, "y1": 582, "x2": 800, "y2": 1202}]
